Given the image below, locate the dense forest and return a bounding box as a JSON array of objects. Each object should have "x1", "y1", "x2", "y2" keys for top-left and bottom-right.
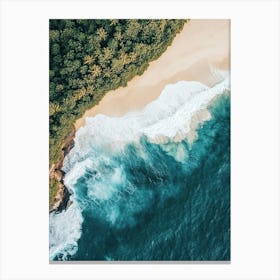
[{"x1": 49, "y1": 19, "x2": 187, "y2": 206}]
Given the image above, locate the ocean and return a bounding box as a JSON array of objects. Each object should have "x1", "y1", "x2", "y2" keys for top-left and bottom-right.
[{"x1": 49, "y1": 72, "x2": 230, "y2": 261}]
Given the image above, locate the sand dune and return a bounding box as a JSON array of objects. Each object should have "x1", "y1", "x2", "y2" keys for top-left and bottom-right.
[{"x1": 75, "y1": 19, "x2": 230, "y2": 130}]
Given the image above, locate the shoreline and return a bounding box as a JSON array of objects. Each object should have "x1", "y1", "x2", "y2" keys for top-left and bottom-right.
[
  {"x1": 50, "y1": 19, "x2": 230, "y2": 213},
  {"x1": 49, "y1": 129, "x2": 75, "y2": 212},
  {"x1": 75, "y1": 19, "x2": 230, "y2": 130}
]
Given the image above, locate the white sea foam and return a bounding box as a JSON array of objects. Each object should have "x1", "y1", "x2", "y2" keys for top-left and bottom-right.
[
  {"x1": 64, "y1": 70, "x2": 229, "y2": 168},
  {"x1": 49, "y1": 202, "x2": 83, "y2": 260},
  {"x1": 49, "y1": 70, "x2": 230, "y2": 260}
]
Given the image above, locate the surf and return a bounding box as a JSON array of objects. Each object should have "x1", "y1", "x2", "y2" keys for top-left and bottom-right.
[{"x1": 49, "y1": 70, "x2": 230, "y2": 261}]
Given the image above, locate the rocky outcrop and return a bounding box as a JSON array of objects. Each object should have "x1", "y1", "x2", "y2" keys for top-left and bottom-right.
[{"x1": 49, "y1": 129, "x2": 76, "y2": 213}]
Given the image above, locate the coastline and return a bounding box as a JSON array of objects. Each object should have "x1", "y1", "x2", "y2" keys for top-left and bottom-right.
[
  {"x1": 75, "y1": 19, "x2": 230, "y2": 130},
  {"x1": 49, "y1": 129, "x2": 75, "y2": 212},
  {"x1": 50, "y1": 19, "x2": 230, "y2": 213}
]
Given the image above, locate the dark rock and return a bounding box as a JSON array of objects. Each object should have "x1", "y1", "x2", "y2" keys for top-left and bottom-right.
[{"x1": 49, "y1": 128, "x2": 76, "y2": 213}]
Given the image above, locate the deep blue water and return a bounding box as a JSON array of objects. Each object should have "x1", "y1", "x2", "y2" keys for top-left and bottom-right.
[{"x1": 53, "y1": 92, "x2": 230, "y2": 261}]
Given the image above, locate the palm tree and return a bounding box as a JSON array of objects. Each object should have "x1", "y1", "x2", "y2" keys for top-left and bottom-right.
[
  {"x1": 119, "y1": 51, "x2": 130, "y2": 65},
  {"x1": 90, "y1": 64, "x2": 101, "y2": 77},
  {"x1": 75, "y1": 87, "x2": 87, "y2": 100},
  {"x1": 103, "y1": 67, "x2": 112, "y2": 78},
  {"x1": 135, "y1": 43, "x2": 148, "y2": 58},
  {"x1": 84, "y1": 55, "x2": 94, "y2": 65},
  {"x1": 110, "y1": 19, "x2": 119, "y2": 26},
  {"x1": 96, "y1": 27, "x2": 107, "y2": 41},
  {"x1": 49, "y1": 102, "x2": 60, "y2": 116},
  {"x1": 111, "y1": 58, "x2": 123, "y2": 73},
  {"x1": 103, "y1": 47, "x2": 113, "y2": 60},
  {"x1": 129, "y1": 52, "x2": 137, "y2": 63},
  {"x1": 63, "y1": 97, "x2": 75, "y2": 109},
  {"x1": 160, "y1": 19, "x2": 167, "y2": 31},
  {"x1": 86, "y1": 85, "x2": 95, "y2": 96},
  {"x1": 125, "y1": 20, "x2": 140, "y2": 39},
  {"x1": 114, "y1": 31, "x2": 122, "y2": 42},
  {"x1": 49, "y1": 30, "x2": 59, "y2": 42}
]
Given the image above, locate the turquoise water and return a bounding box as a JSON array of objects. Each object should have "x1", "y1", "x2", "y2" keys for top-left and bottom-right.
[{"x1": 50, "y1": 78, "x2": 230, "y2": 261}]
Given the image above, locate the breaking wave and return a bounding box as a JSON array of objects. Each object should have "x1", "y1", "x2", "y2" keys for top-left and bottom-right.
[{"x1": 49, "y1": 71, "x2": 230, "y2": 261}]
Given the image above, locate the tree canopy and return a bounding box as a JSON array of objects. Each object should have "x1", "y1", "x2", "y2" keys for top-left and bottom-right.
[{"x1": 49, "y1": 19, "x2": 187, "y2": 206}]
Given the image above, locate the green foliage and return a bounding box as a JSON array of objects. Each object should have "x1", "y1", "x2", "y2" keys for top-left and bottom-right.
[
  {"x1": 49, "y1": 19, "x2": 187, "y2": 172},
  {"x1": 49, "y1": 178, "x2": 59, "y2": 209}
]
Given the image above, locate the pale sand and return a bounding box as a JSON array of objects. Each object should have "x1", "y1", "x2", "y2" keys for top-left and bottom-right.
[{"x1": 75, "y1": 19, "x2": 230, "y2": 130}]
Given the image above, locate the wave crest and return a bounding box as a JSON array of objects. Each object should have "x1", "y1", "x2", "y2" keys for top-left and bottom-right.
[{"x1": 49, "y1": 70, "x2": 230, "y2": 260}]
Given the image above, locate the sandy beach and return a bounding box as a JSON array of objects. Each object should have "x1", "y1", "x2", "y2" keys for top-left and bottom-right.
[{"x1": 75, "y1": 19, "x2": 230, "y2": 130}]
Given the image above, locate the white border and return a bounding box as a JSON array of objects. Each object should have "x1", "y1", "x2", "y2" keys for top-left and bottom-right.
[{"x1": 0, "y1": 1, "x2": 279, "y2": 279}]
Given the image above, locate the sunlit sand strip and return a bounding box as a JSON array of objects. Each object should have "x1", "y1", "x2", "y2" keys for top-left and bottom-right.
[{"x1": 75, "y1": 19, "x2": 230, "y2": 130}]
